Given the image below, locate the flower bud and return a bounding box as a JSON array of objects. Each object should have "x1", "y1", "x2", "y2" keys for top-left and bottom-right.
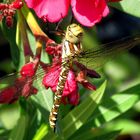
[
  {"x1": 5, "y1": 16, "x2": 13, "y2": 27},
  {"x1": 20, "y1": 63, "x2": 35, "y2": 77},
  {"x1": 11, "y1": 0, "x2": 23, "y2": 9},
  {"x1": 0, "y1": 3, "x2": 8, "y2": 10}
]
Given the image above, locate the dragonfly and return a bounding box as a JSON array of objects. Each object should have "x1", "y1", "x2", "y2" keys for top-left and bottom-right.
[
  {"x1": 0, "y1": 23, "x2": 140, "y2": 132},
  {"x1": 48, "y1": 24, "x2": 140, "y2": 131}
]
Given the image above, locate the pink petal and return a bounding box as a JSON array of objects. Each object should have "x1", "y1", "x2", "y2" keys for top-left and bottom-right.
[
  {"x1": 25, "y1": 0, "x2": 70, "y2": 22},
  {"x1": 82, "y1": 81, "x2": 96, "y2": 90},
  {"x1": 20, "y1": 63, "x2": 35, "y2": 77},
  {"x1": 62, "y1": 91, "x2": 79, "y2": 105},
  {"x1": 11, "y1": 0, "x2": 23, "y2": 9},
  {"x1": 63, "y1": 70, "x2": 78, "y2": 96},
  {"x1": 68, "y1": 91, "x2": 79, "y2": 105},
  {"x1": 0, "y1": 87, "x2": 17, "y2": 103},
  {"x1": 71, "y1": 0, "x2": 109, "y2": 27},
  {"x1": 62, "y1": 71, "x2": 79, "y2": 105},
  {"x1": 42, "y1": 65, "x2": 60, "y2": 92}
]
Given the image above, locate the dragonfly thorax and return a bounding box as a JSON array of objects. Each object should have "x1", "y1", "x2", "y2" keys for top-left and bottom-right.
[
  {"x1": 62, "y1": 40, "x2": 83, "y2": 59},
  {"x1": 65, "y1": 23, "x2": 83, "y2": 44}
]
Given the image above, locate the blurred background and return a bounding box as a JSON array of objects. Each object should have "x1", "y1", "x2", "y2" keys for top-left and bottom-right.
[{"x1": 0, "y1": 6, "x2": 140, "y2": 140}]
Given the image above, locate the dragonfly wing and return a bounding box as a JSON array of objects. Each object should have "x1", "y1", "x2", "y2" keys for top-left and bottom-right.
[
  {"x1": 0, "y1": 62, "x2": 60, "y2": 92},
  {"x1": 0, "y1": 73, "x2": 19, "y2": 90},
  {"x1": 77, "y1": 35, "x2": 140, "y2": 70}
]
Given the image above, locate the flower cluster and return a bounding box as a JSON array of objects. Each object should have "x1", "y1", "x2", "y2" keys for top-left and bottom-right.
[
  {"x1": 0, "y1": 58, "x2": 39, "y2": 103},
  {"x1": 25, "y1": 0, "x2": 121, "y2": 27},
  {"x1": 0, "y1": 0, "x2": 23, "y2": 27}
]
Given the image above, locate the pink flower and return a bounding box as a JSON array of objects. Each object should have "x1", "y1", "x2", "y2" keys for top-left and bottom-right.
[
  {"x1": 0, "y1": 0, "x2": 23, "y2": 27},
  {"x1": 20, "y1": 58, "x2": 39, "y2": 77},
  {"x1": 0, "y1": 58, "x2": 39, "y2": 104},
  {"x1": 42, "y1": 64, "x2": 79, "y2": 105},
  {"x1": 71, "y1": 0, "x2": 109, "y2": 27},
  {"x1": 25, "y1": 0, "x2": 110, "y2": 27},
  {"x1": 0, "y1": 87, "x2": 18, "y2": 103},
  {"x1": 0, "y1": 76, "x2": 37, "y2": 104},
  {"x1": 25, "y1": 0, "x2": 70, "y2": 23}
]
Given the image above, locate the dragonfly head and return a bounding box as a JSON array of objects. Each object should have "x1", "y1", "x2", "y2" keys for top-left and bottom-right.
[{"x1": 65, "y1": 23, "x2": 83, "y2": 44}]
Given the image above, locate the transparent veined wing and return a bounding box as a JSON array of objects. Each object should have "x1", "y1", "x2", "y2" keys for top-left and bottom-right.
[
  {"x1": 77, "y1": 34, "x2": 140, "y2": 70},
  {"x1": 0, "y1": 73, "x2": 19, "y2": 90},
  {"x1": 0, "y1": 64, "x2": 48, "y2": 103},
  {"x1": 0, "y1": 61, "x2": 61, "y2": 94}
]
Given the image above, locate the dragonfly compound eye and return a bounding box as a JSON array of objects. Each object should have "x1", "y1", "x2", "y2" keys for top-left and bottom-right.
[{"x1": 66, "y1": 24, "x2": 83, "y2": 43}]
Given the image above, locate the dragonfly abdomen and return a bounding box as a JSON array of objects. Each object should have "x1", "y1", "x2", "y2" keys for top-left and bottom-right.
[{"x1": 49, "y1": 61, "x2": 70, "y2": 130}]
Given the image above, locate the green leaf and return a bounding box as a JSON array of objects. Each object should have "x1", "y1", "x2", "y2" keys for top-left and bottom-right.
[
  {"x1": 44, "y1": 81, "x2": 106, "y2": 140},
  {"x1": 33, "y1": 123, "x2": 49, "y2": 140},
  {"x1": 106, "y1": 119, "x2": 140, "y2": 134},
  {"x1": 109, "y1": 0, "x2": 140, "y2": 18},
  {"x1": 0, "y1": 129, "x2": 10, "y2": 140},
  {"x1": 31, "y1": 89, "x2": 52, "y2": 124},
  {"x1": 9, "y1": 114, "x2": 28, "y2": 140},
  {"x1": 0, "y1": 19, "x2": 20, "y2": 68},
  {"x1": 16, "y1": 11, "x2": 37, "y2": 58},
  {"x1": 134, "y1": 101, "x2": 140, "y2": 112},
  {"x1": 31, "y1": 72, "x2": 54, "y2": 123},
  {"x1": 86, "y1": 83, "x2": 140, "y2": 128},
  {"x1": 16, "y1": 13, "x2": 25, "y2": 68},
  {"x1": 26, "y1": 29, "x2": 36, "y2": 56},
  {"x1": 33, "y1": 75, "x2": 54, "y2": 113},
  {"x1": 0, "y1": 103, "x2": 20, "y2": 130},
  {"x1": 71, "y1": 129, "x2": 121, "y2": 140},
  {"x1": 15, "y1": 100, "x2": 41, "y2": 140},
  {"x1": 88, "y1": 130, "x2": 120, "y2": 140},
  {"x1": 60, "y1": 81, "x2": 106, "y2": 138}
]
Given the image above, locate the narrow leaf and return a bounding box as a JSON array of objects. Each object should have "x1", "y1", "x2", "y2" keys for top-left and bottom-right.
[
  {"x1": 60, "y1": 81, "x2": 107, "y2": 139},
  {"x1": 0, "y1": 20, "x2": 20, "y2": 67},
  {"x1": 106, "y1": 119, "x2": 140, "y2": 134},
  {"x1": 86, "y1": 83, "x2": 140, "y2": 128},
  {"x1": 33, "y1": 74, "x2": 54, "y2": 113},
  {"x1": 33, "y1": 124, "x2": 48, "y2": 140},
  {"x1": 9, "y1": 114, "x2": 28, "y2": 140},
  {"x1": 71, "y1": 129, "x2": 121, "y2": 140}
]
